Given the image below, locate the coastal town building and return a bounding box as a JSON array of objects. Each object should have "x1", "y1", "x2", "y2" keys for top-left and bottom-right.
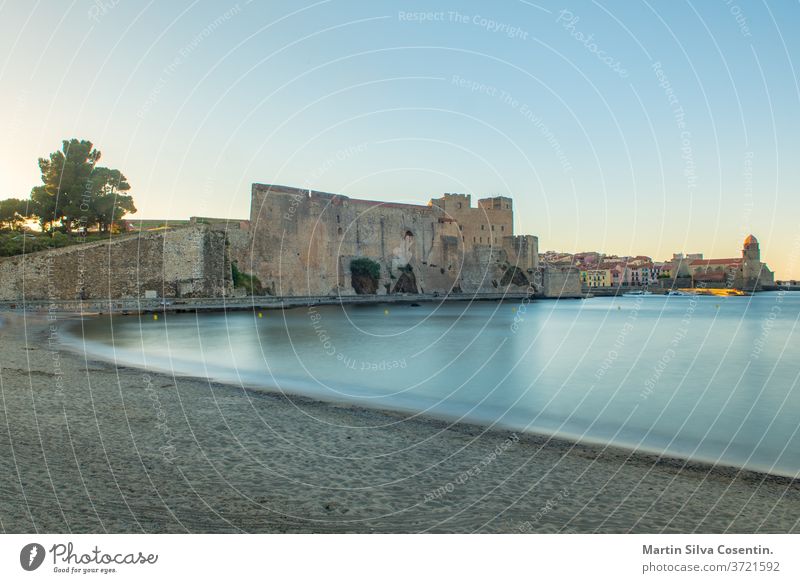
[
  {"x1": 581, "y1": 268, "x2": 612, "y2": 288},
  {"x1": 687, "y1": 235, "x2": 774, "y2": 290},
  {"x1": 550, "y1": 235, "x2": 775, "y2": 292}
]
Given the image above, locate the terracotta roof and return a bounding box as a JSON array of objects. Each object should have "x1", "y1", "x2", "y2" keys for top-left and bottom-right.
[
  {"x1": 690, "y1": 258, "x2": 741, "y2": 266},
  {"x1": 744, "y1": 234, "x2": 758, "y2": 247}
]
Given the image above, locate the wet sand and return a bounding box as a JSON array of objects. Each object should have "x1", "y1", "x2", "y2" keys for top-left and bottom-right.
[{"x1": 1, "y1": 312, "x2": 798, "y2": 533}]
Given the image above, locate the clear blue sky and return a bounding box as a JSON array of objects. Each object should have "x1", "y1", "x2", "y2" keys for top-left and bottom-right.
[{"x1": 1, "y1": 1, "x2": 798, "y2": 277}]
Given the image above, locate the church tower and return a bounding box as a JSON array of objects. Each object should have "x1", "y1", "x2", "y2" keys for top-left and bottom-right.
[
  {"x1": 743, "y1": 234, "x2": 760, "y2": 262},
  {"x1": 741, "y1": 234, "x2": 762, "y2": 290}
]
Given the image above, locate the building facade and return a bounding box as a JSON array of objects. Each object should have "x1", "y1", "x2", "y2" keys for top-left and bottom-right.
[
  {"x1": 688, "y1": 235, "x2": 774, "y2": 290},
  {"x1": 238, "y1": 184, "x2": 542, "y2": 297}
]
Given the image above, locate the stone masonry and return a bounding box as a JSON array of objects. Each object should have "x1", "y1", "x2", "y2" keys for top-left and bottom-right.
[
  {"x1": 0, "y1": 225, "x2": 230, "y2": 301},
  {"x1": 234, "y1": 184, "x2": 540, "y2": 297},
  {"x1": 0, "y1": 184, "x2": 582, "y2": 303}
]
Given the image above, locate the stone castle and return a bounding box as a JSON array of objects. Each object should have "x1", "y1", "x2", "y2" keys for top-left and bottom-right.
[
  {"x1": 0, "y1": 183, "x2": 582, "y2": 303},
  {"x1": 239, "y1": 184, "x2": 543, "y2": 297}
]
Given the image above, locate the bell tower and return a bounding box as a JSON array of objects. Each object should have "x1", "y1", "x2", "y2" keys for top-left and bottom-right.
[
  {"x1": 743, "y1": 234, "x2": 760, "y2": 262},
  {"x1": 740, "y1": 234, "x2": 762, "y2": 290}
]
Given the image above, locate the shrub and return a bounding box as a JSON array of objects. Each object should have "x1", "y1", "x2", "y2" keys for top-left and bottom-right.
[
  {"x1": 231, "y1": 262, "x2": 263, "y2": 295},
  {"x1": 350, "y1": 257, "x2": 381, "y2": 280}
]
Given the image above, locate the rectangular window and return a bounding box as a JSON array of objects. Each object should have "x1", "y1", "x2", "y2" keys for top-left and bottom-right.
[
  {"x1": 481, "y1": 225, "x2": 485, "y2": 230},
  {"x1": 501, "y1": 225, "x2": 504, "y2": 231}
]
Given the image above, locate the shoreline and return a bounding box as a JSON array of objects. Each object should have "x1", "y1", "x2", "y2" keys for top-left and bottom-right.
[
  {"x1": 1, "y1": 312, "x2": 798, "y2": 533},
  {"x1": 0, "y1": 291, "x2": 544, "y2": 318},
  {"x1": 55, "y1": 306, "x2": 800, "y2": 483},
  {"x1": 57, "y1": 316, "x2": 800, "y2": 484}
]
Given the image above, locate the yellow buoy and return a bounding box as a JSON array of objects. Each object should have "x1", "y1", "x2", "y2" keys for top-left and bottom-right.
[
  {"x1": 153, "y1": 314, "x2": 158, "y2": 321},
  {"x1": 258, "y1": 312, "x2": 263, "y2": 318},
  {"x1": 384, "y1": 309, "x2": 389, "y2": 315}
]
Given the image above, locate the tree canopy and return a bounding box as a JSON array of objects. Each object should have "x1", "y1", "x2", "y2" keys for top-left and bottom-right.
[
  {"x1": 0, "y1": 138, "x2": 136, "y2": 234},
  {"x1": 0, "y1": 198, "x2": 32, "y2": 230}
]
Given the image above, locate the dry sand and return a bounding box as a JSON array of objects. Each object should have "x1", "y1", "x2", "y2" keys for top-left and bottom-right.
[{"x1": 1, "y1": 312, "x2": 798, "y2": 533}]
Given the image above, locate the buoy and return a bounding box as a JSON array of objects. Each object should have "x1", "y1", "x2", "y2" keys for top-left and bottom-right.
[
  {"x1": 258, "y1": 312, "x2": 263, "y2": 318},
  {"x1": 153, "y1": 314, "x2": 158, "y2": 321},
  {"x1": 384, "y1": 309, "x2": 389, "y2": 315}
]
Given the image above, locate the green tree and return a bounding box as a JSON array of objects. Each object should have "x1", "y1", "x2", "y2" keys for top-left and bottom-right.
[
  {"x1": 0, "y1": 198, "x2": 32, "y2": 230},
  {"x1": 87, "y1": 167, "x2": 136, "y2": 232},
  {"x1": 31, "y1": 139, "x2": 99, "y2": 232},
  {"x1": 29, "y1": 139, "x2": 135, "y2": 233}
]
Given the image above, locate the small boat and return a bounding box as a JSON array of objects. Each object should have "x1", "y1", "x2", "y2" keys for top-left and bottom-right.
[
  {"x1": 623, "y1": 290, "x2": 653, "y2": 296},
  {"x1": 667, "y1": 290, "x2": 693, "y2": 296}
]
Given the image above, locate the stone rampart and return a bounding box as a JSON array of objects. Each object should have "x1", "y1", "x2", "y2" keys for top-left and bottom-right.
[
  {"x1": 239, "y1": 184, "x2": 539, "y2": 297},
  {"x1": 0, "y1": 225, "x2": 230, "y2": 301}
]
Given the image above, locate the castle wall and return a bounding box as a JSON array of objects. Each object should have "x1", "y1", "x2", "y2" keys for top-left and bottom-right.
[
  {"x1": 540, "y1": 266, "x2": 582, "y2": 298},
  {"x1": 0, "y1": 226, "x2": 230, "y2": 301},
  {"x1": 0, "y1": 184, "x2": 541, "y2": 303},
  {"x1": 430, "y1": 193, "x2": 513, "y2": 250},
  {"x1": 242, "y1": 184, "x2": 537, "y2": 296}
]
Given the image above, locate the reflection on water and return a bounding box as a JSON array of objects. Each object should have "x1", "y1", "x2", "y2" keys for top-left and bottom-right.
[{"x1": 69, "y1": 292, "x2": 800, "y2": 477}]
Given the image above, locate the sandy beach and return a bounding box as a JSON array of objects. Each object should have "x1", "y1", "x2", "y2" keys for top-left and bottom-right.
[{"x1": 0, "y1": 311, "x2": 798, "y2": 533}]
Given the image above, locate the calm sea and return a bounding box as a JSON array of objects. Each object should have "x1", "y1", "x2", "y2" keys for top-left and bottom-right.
[{"x1": 69, "y1": 292, "x2": 800, "y2": 477}]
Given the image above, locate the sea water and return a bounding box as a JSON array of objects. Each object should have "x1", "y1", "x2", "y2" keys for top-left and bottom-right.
[{"x1": 69, "y1": 292, "x2": 800, "y2": 477}]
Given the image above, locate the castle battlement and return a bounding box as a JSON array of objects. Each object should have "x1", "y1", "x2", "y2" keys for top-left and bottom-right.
[{"x1": 242, "y1": 183, "x2": 537, "y2": 296}]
